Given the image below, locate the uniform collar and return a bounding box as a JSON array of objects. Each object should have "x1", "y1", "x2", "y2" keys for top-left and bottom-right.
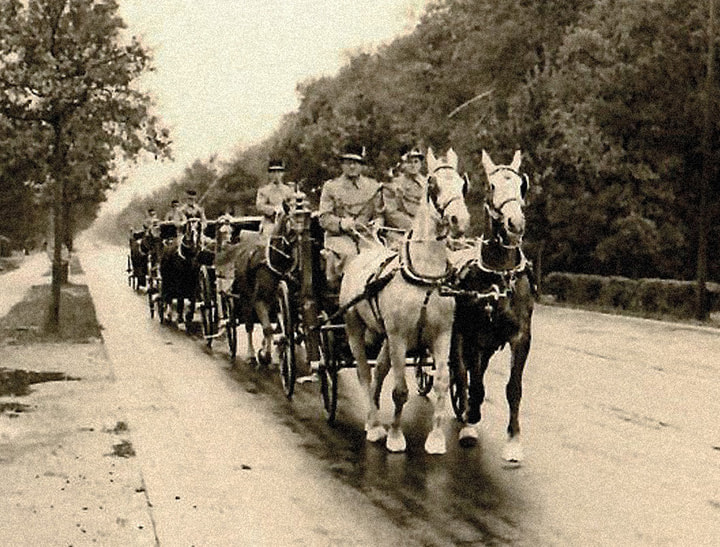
[{"x1": 343, "y1": 174, "x2": 362, "y2": 188}]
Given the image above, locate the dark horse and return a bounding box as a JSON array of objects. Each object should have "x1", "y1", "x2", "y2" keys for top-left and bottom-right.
[
  {"x1": 218, "y1": 205, "x2": 298, "y2": 366},
  {"x1": 158, "y1": 219, "x2": 203, "y2": 329},
  {"x1": 450, "y1": 150, "x2": 535, "y2": 463},
  {"x1": 129, "y1": 229, "x2": 149, "y2": 288}
]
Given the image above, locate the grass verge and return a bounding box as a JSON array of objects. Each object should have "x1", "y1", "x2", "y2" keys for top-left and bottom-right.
[{"x1": 0, "y1": 283, "x2": 102, "y2": 344}]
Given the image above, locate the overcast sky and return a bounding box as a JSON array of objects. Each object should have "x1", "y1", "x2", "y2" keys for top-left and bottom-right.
[{"x1": 107, "y1": 0, "x2": 429, "y2": 211}]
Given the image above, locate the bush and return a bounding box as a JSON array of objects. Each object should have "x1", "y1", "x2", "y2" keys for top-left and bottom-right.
[{"x1": 543, "y1": 272, "x2": 720, "y2": 320}]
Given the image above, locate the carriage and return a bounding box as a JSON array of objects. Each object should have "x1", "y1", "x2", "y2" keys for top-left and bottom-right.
[
  {"x1": 263, "y1": 149, "x2": 534, "y2": 458},
  {"x1": 245, "y1": 154, "x2": 468, "y2": 438},
  {"x1": 138, "y1": 148, "x2": 533, "y2": 459}
]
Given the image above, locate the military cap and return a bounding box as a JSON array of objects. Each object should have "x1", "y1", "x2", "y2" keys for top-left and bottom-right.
[
  {"x1": 268, "y1": 159, "x2": 285, "y2": 171},
  {"x1": 338, "y1": 143, "x2": 366, "y2": 163},
  {"x1": 401, "y1": 146, "x2": 424, "y2": 161}
]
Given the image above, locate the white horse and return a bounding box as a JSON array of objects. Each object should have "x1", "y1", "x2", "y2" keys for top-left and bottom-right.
[{"x1": 340, "y1": 148, "x2": 470, "y2": 454}]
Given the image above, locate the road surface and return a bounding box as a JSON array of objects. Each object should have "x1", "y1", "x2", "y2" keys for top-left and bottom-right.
[{"x1": 80, "y1": 242, "x2": 720, "y2": 545}]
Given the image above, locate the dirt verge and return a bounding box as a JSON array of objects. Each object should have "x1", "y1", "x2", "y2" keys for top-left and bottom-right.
[{"x1": 0, "y1": 274, "x2": 156, "y2": 545}]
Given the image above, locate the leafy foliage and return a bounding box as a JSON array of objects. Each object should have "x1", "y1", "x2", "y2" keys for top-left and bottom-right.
[
  {"x1": 0, "y1": 0, "x2": 171, "y2": 249},
  {"x1": 116, "y1": 0, "x2": 719, "y2": 283}
]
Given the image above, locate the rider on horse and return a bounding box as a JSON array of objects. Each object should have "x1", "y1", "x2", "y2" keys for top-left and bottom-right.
[{"x1": 318, "y1": 142, "x2": 384, "y2": 290}]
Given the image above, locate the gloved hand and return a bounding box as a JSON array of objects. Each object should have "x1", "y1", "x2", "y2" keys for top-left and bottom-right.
[{"x1": 340, "y1": 217, "x2": 357, "y2": 232}]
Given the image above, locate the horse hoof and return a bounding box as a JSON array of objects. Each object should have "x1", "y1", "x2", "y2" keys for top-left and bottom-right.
[
  {"x1": 502, "y1": 437, "x2": 524, "y2": 463},
  {"x1": 458, "y1": 424, "x2": 479, "y2": 448},
  {"x1": 248, "y1": 357, "x2": 258, "y2": 369},
  {"x1": 366, "y1": 425, "x2": 387, "y2": 443},
  {"x1": 386, "y1": 430, "x2": 406, "y2": 453},
  {"x1": 257, "y1": 350, "x2": 271, "y2": 367},
  {"x1": 424, "y1": 429, "x2": 447, "y2": 455}
]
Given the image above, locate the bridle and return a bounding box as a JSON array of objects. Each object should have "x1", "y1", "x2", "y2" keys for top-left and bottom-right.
[
  {"x1": 427, "y1": 166, "x2": 467, "y2": 238},
  {"x1": 484, "y1": 166, "x2": 528, "y2": 248}
]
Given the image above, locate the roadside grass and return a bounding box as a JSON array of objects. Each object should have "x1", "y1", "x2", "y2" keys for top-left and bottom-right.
[
  {"x1": 539, "y1": 295, "x2": 720, "y2": 329},
  {"x1": 0, "y1": 255, "x2": 23, "y2": 275},
  {"x1": 0, "y1": 283, "x2": 102, "y2": 344}
]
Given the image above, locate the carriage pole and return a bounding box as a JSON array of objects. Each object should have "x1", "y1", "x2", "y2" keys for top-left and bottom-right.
[{"x1": 293, "y1": 196, "x2": 321, "y2": 364}]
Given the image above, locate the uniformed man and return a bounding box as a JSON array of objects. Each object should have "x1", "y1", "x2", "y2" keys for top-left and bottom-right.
[
  {"x1": 383, "y1": 146, "x2": 426, "y2": 232},
  {"x1": 180, "y1": 189, "x2": 206, "y2": 223},
  {"x1": 143, "y1": 208, "x2": 160, "y2": 237},
  {"x1": 319, "y1": 143, "x2": 383, "y2": 289},
  {"x1": 165, "y1": 199, "x2": 185, "y2": 225},
  {"x1": 256, "y1": 159, "x2": 295, "y2": 236}
]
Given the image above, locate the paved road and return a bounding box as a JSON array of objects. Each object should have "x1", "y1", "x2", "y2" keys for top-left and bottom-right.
[{"x1": 80, "y1": 242, "x2": 720, "y2": 546}]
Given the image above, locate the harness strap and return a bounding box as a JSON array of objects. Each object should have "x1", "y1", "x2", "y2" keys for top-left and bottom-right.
[
  {"x1": 316, "y1": 259, "x2": 399, "y2": 328},
  {"x1": 415, "y1": 288, "x2": 435, "y2": 353}
]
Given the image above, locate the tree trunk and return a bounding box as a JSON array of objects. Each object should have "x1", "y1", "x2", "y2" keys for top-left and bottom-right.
[
  {"x1": 47, "y1": 123, "x2": 67, "y2": 334},
  {"x1": 697, "y1": 0, "x2": 716, "y2": 320},
  {"x1": 63, "y1": 199, "x2": 73, "y2": 252}
]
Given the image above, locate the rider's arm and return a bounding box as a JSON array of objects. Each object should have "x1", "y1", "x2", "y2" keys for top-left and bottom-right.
[
  {"x1": 319, "y1": 182, "x2": 345, "y2": 234},
  {"x1": 255, "y1": 186, "x2": 276, "y2": 217}
]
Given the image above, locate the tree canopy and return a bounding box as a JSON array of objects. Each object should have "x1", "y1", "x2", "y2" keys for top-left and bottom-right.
[
  {"x1": 0, "y1": 0, "x2": 171, "y2": 329},
  {"x1": 115, "y1": 0, "x2": 720, "y2": 286}
]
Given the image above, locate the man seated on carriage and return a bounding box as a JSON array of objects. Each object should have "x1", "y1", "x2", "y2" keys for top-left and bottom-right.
[
  {"x1": 165, "y1": 199, "x2": 185, "y2": 226},
  {"x1": 255, "y1": 158, "x2": 295, "y2": 238},
  {"x1": 319, "y1": 142, "x2": 384, "y2": 291},
  {"x1": 180, "y1": 189, "x2": 206, "y2": 224},
  {"x1": 381, "y1": 145, "x2": 426, "y2": 247},
  {"x1": 143, "y1": 208, "x2": 160, "y2": 237}
]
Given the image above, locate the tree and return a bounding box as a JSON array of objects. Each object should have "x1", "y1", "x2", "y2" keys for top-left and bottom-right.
[{"x1": 0, "y1": 0, "x2": 170, "y2": 332}]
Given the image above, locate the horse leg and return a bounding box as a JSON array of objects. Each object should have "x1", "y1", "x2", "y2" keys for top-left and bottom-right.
[
  {"x1": 176, "y1": 297, "x2": 184, "y2": 324},
  {"x1": 346, "y1": 311, "x2": 385, "y2": 441},
  {"x1": 254, "y1": 300, "x2": 274, "y2": 367},
  {"x1": 386, "y1": 335, "x2": 408, "y2": 453},
  {"x1": 425, "y1": 330, "x2": 451, "y2": 455},
  {"x1": 185, "y1": 298, "x2": 195, "y2": 326},
  {"x1": 460, "y1": 347, "x2": 491, "y2": 447},
  {"x1": 366, "y1": 340, "x2": 390, "y2": 441},
  {"x1": 503, "y1": 334, "x2": 530, "y2": 463},
  {"x1": 245, "y1": 321, "x2": 257, "y2": 366}
]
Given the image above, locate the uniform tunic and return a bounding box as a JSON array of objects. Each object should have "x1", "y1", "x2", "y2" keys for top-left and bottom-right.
[
  {"x1": 319, "y1": 174, "x2": 382, "y2": 283},
  {"x1": 383, "y1": 172, "x2": 426, "y2": 231},
  {"x1": 165, "y1": 208, "x2": 185, "y2": 224},
  {"x1": 181, "y1": 203, "x2": 206, "y2": 222},
  {"x1": 256, "y1": 182, "x2": 295, "y2": 235}
]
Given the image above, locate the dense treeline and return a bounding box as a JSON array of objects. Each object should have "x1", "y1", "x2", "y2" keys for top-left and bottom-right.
[{"x1": 116, "y1": 0, "x2": 719, "y2": 283}]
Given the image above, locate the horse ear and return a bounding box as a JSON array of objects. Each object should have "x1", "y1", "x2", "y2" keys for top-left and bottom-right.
[
  {"x1": 427, "y1": 147, "x2": 436, "y2": 172},
  {"x1": 511, "y1": 150, "x2": 522, "y2": 171},
  {"x1": 462, "y1": 173, "x2": 470, "y2": 197},
  {"x1": 481, "y1": 149, "x2": 495, "y2": 173},
  {"x1": 521, "y1": 173, "x2": 529, "y2": 201},
  {"x1": 447, "y1": 148, "x2": 458, "y2": 169}
]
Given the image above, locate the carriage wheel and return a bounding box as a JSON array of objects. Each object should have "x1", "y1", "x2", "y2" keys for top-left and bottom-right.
[
  {"x1": 199, "y1": 268, "x2": 218, "y2": 348},
  {"x1": 415, "y1": 361, "x2": 435, "y2": 396},
  {"x1": 276, "y1": 281, "x2": 296, "y2": 399},
  {"x1": 449, "y1": 361, "x2": 467, "y2": 421},
  {"x1": 318, "y1": 325, "x2": 338, "y2": 425},
  {"x1": 224, "y1": 294, "x2": 238, "y2": 363}
]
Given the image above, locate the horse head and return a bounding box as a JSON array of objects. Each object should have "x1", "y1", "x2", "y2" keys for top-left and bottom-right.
[
  {"x1": 181, "y1": 218, "x2": 203, "y2": 258},
  {"x1": 426, "y1": 148, "x2": 470, "y2": 238},
  {"x1": 481, "y1": 150, "x2": 528, "y2": 247}
]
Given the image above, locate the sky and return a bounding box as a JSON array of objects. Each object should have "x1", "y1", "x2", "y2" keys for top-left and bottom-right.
[{"x1": 107, "y1": 0, "x2": 430, "y2": 212}]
